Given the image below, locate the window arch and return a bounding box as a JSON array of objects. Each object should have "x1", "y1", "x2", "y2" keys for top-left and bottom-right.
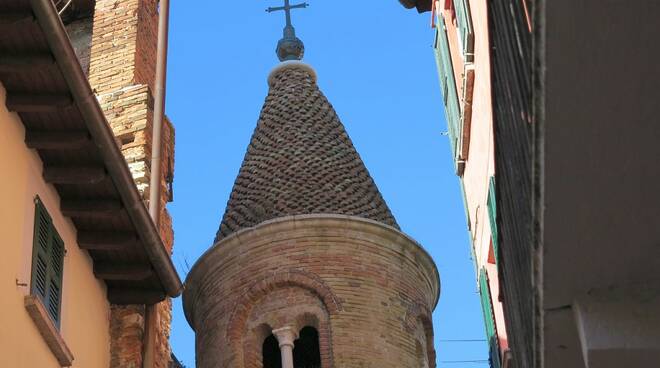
[
  {"x1": 263, "y1": 334, "x2": 282, "y2": 368},
  {"x1": 293, "y1": 326, "x2": 321, "y2": 368}
]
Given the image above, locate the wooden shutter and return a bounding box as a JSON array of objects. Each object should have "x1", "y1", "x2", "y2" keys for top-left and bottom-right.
[
  {"x1": 433, "y1": 16, "x2": 462, "y2": 168},
  {"x1": 478, "y1": 268, "x2": 497, "y2": 340},
  {"x1": 479, "y1": 268, "x2": 501, "y2": 368},
  {"x1": 31, "y1": 200, "x2": 51, "y2": 300},
  {"x1": 487, "y1": 177, "x2": 499, "y2": 263},
  {"x1": 454, "y1": 0, "x2": 475, "y2": 62},
  {"x1": 31, "y1": 198, "x2": 64, "y2": 327}
]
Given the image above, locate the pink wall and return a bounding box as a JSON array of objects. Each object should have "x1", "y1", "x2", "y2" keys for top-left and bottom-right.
[{"x1": 436, "y1": 0, "x2": 509, "y2": 355}]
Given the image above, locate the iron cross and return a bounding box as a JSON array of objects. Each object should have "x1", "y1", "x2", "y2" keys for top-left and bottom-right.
[{"x1": 266, "y1": 0, "x2": 309, "y2": 28}]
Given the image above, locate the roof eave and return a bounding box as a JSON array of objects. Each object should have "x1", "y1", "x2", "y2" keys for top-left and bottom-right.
[
  {"x1": 28, "y1": 0, "x2": 182, "y2": 299},
  {"x1": 398, "y1": 0, "x2": 433, "y2": 13}
]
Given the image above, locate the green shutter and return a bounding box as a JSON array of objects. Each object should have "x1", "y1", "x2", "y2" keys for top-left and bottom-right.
[
  {"x1": 433, "y1": 16, "x2": 461, "y2": 167},
  {"x1": 454, "y1": 0, "x2": 474, "y2": 62},
  {"x1": 479, "y1": 266, "x2": 502, "y2": 368},
  {"x1": 31, "y1": 198, "x2": 64, "y2": 327},
  {"x1": 31, "y1": 201, "x2": 51, "y2": 300},
  {"x1": 478, "y1": 268, "x2": 497, "y2": 341},
  {"x1": 487, "y1": 177, "x2": 499, "y2": 263}
]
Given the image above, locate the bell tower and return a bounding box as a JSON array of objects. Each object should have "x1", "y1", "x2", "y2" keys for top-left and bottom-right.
[{"x1": 183, "y1": 3, "x2": 440, "y2": 367}]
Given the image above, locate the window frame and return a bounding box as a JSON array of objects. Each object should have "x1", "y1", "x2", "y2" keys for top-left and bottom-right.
[
  {"x1": 453, "y1": 0, "x2": 475, "y2": 63},
  {"x1": 30, "y1": 197, "x2": 65, "y2": 328}
]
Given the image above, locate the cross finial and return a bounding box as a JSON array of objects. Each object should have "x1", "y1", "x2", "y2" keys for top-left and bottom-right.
[{"x1": 266, "y1": 0, "x2": 309, "y2": 61}]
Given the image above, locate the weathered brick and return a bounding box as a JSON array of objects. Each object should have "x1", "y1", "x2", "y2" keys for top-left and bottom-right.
[
  {"x1": 184, "y1": 216, "x2": 440, "y2": 368},
  {"x1": 86, "y1": 0, "x2": 176, "y2": 367}
]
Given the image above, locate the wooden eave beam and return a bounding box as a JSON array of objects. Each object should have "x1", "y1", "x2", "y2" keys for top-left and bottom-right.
[
  {"x1": 78, "y1": 231, "x2": 139, "y2": 251},
  {"x1": 61, "y1": 199, "x2": 123, "y2": 218},
  {"x1": 6, "y1": 93, "x2": 73, "y2": 112},
  {"x1": 25, "y1": 130, "x2": 91, "y2": 150},
  {"x1": 0, "y1": 54, "x2": 55, "y2": 73},
  {"x1": 107, "y1": 288, "x2": 166, "y2": 305},
  {"x1": 0, "y1": 12, "x2": 35, "y2": 26},
  {"x1": 44, "y1": 166, "x2": 107, "y2": 185},
  {"x1": 94, "y1": 263, "x2": 154, "y2": 281}
]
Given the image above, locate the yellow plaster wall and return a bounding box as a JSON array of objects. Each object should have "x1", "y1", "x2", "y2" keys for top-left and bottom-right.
[{"x1": 0, "y1": 83, "x2": 111, "y2": 367}]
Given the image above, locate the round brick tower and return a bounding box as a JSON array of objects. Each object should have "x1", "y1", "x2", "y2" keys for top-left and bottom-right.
[{"x1": 183, "y1": 61, "x2": 440, "y2": 368}]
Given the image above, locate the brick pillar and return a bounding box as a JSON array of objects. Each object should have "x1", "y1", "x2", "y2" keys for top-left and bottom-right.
[
  {"x1": 88, "y1": 0, "x2": 175, "y2": 367},
  {"x1": 110, "y1": 305, "x2": 146, "y2": 368}
]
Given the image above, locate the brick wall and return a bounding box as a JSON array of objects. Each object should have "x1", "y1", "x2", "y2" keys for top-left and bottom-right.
[
  {"x1": 65, "y1": 17, "x2": 94, "y2": 76},
  {"x1": 87, "y1": 0, "x2": 176, "y2": 367},
  {"x1": 110, "y1": 305, "x2": 146, "y2": 368},
  {"x1": 242, "y1": 287, "x2": 332, "y2": 368},
  {"x1": 134, "y1": 0, "x2": 158, "y2": 91},
  {"x1": 184, "y1": 215, "x2": 440, "y2": 368}
]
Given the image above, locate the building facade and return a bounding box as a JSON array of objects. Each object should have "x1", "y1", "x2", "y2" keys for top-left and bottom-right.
[
  {"x1": 0, "y1": 0, "x2": 181, "y2": 366},
  {"x1": 429, "y1": 0, "x2": 512, "y2": 367},
  {"x1": 183, "y1": 21, "x2": 440, "y2": 368},
  {"x1": 399, "y1": 0, "x2": 528, "y2": 366},
  {"x1": 402, "y1": 1, "x2": 660, "y2": 368}
]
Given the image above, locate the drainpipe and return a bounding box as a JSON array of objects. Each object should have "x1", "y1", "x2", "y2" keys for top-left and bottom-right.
[
  {"x1": 144, "y1": 0, "x2": 171, "y2": 367},
  {"x1": 149, "y1": 0, "x2": 170, "y2": 221}
]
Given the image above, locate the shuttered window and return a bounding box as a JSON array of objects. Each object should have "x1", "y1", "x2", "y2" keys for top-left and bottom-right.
[
  {"x1": 433, "y1": 16, "x2": 461, "y2": 169},
  {"x1": 478, "y1": 268, "x2": 496, "y2": 340},
  {"x1": 31, "y1": 197, "x2": 65, "y2": 328},
  {"x1": 454, "y1": 0, "x2": 474, "y2": 62},
  {"x1": 479, "y1": 268, "x2": 501, "y2": 368},
  {"x1": 487, "y1": 176, "x2": 499, "y2": 263}
]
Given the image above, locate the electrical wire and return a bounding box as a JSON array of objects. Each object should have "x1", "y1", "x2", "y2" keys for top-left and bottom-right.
[{"x1": 441, "y1": 359, "x2": 489, "y2": 364}]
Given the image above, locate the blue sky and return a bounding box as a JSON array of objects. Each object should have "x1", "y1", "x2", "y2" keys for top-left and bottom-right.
[{"x1": 166, "y1": 1, "x2": 488, "y2": 366}]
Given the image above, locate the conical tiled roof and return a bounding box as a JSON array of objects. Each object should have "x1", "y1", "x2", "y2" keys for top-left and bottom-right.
[{"x1": 215, "y1": 63, "x2": 399, "y2": 242}]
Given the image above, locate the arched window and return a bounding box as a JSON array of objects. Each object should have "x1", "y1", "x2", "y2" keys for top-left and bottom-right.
[
  {"x1": 263, "y1": 334, "x2": 282, "y2": 368},
  {"x1": 293, "y1": 326, "x2": 321, "y2": 368}
]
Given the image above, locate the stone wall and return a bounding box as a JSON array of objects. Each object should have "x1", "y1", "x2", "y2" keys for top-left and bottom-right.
[
  {"x1": 184, "y1": 215, "x2": 440, "y2": 368},
  {"x1": 87, "y1": 0, "x2": 176, "y2": 366}
]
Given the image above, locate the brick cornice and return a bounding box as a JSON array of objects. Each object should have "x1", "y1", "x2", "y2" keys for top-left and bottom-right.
[{"x1": 183, "y1": 214, "x2": 440, "y2": 329}]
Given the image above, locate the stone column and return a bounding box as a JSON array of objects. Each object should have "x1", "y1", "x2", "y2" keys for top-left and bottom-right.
[{"x1": 273, "y1": 327, "x2": 298, "y2": 368}]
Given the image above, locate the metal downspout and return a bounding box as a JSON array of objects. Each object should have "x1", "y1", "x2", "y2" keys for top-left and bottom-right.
[
  {"x1": 145, "y1": 0, "x2": 171, "y2": 367},
  {"x1": 149, "y1": 0, "x2": 170, "y2": 222}
]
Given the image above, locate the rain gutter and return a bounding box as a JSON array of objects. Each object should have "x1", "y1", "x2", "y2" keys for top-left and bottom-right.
[{"x1": 28, "y1": 0, "x2": 183, "y2": 298}]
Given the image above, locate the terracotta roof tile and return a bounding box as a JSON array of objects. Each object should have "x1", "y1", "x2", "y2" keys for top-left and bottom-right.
[{"x1": 215, "y1": 66, "x2": 399, "y2": 242}]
